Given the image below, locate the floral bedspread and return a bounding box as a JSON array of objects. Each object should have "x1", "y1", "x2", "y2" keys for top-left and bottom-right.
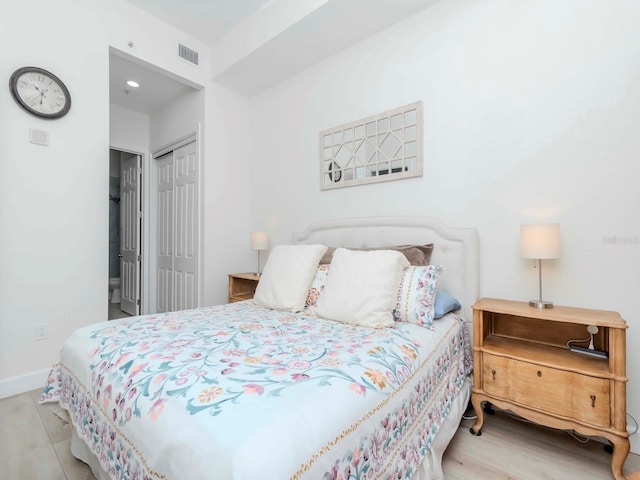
[{"x1": 41, "y1": 301, "x2": 472, "y2": 480}]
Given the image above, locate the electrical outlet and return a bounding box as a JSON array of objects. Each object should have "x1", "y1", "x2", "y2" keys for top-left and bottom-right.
[{"x1": 34, "y1": 323, "x2": 48, "y2": 341}]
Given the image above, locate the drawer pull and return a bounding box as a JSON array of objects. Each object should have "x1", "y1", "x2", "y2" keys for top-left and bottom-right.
[
  {"x1": 591, "y1": 395, "x2": 596, "y2": 408},
  {"x1": 537, "y1": 371, "x2": 542, "y2": 378},
  {"x1": 491, "y1": 369, "x2": 496, "y2": 380}
]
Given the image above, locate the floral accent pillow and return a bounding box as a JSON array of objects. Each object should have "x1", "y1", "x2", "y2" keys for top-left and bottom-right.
[
  {"x1": 305, "y1": 264, "x2": 330, "y2": 307},
  {"x1": 393, "y1": 265, "x2": 444, "y2": 328}
]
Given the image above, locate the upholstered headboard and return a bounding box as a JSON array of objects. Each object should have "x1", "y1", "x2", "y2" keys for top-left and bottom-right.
[{"x1": 293, "y1": 216, "x2": 479, "y2": 321}]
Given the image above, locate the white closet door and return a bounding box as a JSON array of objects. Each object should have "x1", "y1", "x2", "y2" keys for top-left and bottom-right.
[
  {"x1": 120, "y1": 154, "x2": 141, "y2": 316},
  {"x1": 155, "y1": 140, "x2": 198, "y2": 313},
  {"x1": 173, "y1": 141, "x2": 198, "y2": 310},
  {"x1": 156, "y1": 153, "x2": 175, "y2": 313}
]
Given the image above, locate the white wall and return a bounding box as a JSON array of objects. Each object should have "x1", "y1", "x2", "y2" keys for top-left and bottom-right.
[
  {"x1": 110, "y1": 104, "x2": 150, "y2": 153},
  {"x1": 248, "y1": 0, "x2": 640, "y2": 452},
  {"x1": 149, "y1": 89, "x2": 203, "y2": 151},
  {"x1": 0, "y1": 0, "x2": 110, "y2": 396},
  {"x1": 202, "y1": 83, "x2": 254, "y2": 306}
]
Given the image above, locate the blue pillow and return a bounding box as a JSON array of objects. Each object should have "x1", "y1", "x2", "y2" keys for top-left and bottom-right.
[{"x1": 434, "y1": 290, "x2": 461, "y2": 319}]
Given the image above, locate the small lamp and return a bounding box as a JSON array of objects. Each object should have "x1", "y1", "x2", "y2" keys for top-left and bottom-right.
[
  {"x1": 250, "y1": 232, "x2": 268, "y2": 275},
  {"x1": 520, "y1": 223, "x2": 561, "y2": 309}
]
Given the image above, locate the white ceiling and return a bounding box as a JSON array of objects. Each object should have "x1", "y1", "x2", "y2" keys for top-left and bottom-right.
[
  {"x1": 127, "y1": 0, "x2": 271, "y2": 46},
  {"x1": 212, "y1": 0, "x2": 442, "y2": 96},
  {"x1": 110, "y1": 0, "x2": 439, "y2": 112},
  {"x1": 109, "y1": 53, "x2": 194, "y2": 114}
]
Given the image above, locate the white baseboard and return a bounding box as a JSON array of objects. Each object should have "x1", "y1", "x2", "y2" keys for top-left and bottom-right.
[{"x1": 0, "y1": 369, "x2": 50, "y2": 399}]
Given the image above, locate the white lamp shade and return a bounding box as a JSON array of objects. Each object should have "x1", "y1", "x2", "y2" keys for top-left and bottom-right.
[
  {"x1": 250, "y1": 231, "x2": 268, "y2": 251},
  {"x1": 520, "y1": 224, "x2": 561, "y2": 259}
]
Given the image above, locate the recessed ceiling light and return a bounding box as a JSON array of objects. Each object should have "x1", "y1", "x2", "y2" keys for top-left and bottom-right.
[{"x1": 126, "y1": 80, "x2": 140, "y2": 88}]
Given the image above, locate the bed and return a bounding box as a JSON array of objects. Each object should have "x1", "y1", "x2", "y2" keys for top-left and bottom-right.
[{"x1": 41, "y1": 216, "x2": 478, "y2": 480}]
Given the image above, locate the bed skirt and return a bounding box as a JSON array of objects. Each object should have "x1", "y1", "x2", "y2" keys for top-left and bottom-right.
[{"x1": 71, "y1": 377, "x2": 471, "y2": 480}]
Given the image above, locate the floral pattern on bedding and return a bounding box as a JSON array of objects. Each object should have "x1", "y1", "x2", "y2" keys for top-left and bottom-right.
[
  {"x1": 61, "y1": 369, "x2": 158, "y2": 480},
  {"x1": 322, "y1": 316, "x2": 471, "y2": 480},
  {"x1": 41, "y1": 302, "x2": 472, "y2": 480},
  {"x1": 44, "y1": 302, "x2": 425, "y2": 427}
]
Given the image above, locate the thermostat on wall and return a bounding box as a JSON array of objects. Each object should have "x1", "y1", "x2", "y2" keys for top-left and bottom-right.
[{"x1": 30, "y1": 128, "x2": 49, "y2": 146}]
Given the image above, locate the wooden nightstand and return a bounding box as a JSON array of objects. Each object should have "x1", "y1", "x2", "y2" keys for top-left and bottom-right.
[
  {"x1": 228, "y1": 273, "x2": 260, "y2": 303},
  {"x1": 470, "y1": 298, "x2": 639, "y2": 480}
]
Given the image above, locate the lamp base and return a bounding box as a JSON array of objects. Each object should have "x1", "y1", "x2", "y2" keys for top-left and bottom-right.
[{"x1": 529, "y1": 300, "x2": 553, "y2": 309}]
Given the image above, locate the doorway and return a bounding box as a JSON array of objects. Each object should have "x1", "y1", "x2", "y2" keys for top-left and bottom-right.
[{"x1": 109, "y1": 148, "x2": 143, "y2": 320}]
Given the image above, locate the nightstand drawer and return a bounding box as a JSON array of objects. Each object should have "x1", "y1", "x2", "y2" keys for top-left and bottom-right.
[
  {"x1": 482, "y1": 354, "x2": 510, "y2": 399},
  {"x1": 571, "y1": 374, "x2": 610, "y2": 427},
  {"x1": 483, "y1": 354, "x2": 610, "y2": 427}
]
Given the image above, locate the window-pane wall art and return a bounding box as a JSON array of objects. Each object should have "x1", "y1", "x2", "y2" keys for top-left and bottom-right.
[{"x1": 319, "y1": 101, "x2": 423, "y2": 190}]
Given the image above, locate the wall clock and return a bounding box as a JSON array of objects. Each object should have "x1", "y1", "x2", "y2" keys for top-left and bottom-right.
[{"x1": 9, "y1": 66, "x2": 71, "y2": 119}]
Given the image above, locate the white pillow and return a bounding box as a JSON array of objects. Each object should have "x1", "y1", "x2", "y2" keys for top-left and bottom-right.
[
  {"x1": 316, "y1": 248, "x2": 410, "y2": 328},
  {"x1": 253, "y1": 244, "x2": 328, "y2": 312}
]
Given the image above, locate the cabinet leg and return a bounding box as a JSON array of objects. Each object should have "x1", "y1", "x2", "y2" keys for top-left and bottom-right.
[
  {"x1": 469, "y1": 395, "x2": 484, "y2": 436},
  {"x1": 609, "y1": 436, "x2": 631, "y2": 480}
]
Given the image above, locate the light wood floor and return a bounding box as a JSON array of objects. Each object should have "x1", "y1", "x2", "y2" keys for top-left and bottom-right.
[{"x1": 1, "y1": 389, "x2": 639, "y2": 479}]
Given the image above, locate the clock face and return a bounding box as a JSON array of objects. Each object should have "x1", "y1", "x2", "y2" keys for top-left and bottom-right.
[{"x1": 9, "y1": 67, "x2": 71, "y2": 119}]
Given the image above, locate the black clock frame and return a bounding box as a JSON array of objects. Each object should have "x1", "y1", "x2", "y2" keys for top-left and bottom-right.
[{"x1": 9, "y1": 66, "x2": 71, "y2": 119}]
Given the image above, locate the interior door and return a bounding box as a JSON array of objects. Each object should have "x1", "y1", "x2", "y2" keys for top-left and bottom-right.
[
  {"x1": 120, "y1": 153, "x2": 141, "y2": 316},
  {"x1": 156, "y1": 152, "x2": 174, "y2": 313},
  {"x1": 173, "y1": 141, "x2": 198, "y2": 310},
  {"x1": 155, "y1": 140, "x2": 198, "y2": 313}
]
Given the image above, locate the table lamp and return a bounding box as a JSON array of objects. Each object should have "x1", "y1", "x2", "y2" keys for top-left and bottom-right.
[
  {"x1": 520, "y1": 223, "x2": 560, "y2": 309},
  {"x1": 250, "y1": 232, "x2": 268, "y2": 275}
]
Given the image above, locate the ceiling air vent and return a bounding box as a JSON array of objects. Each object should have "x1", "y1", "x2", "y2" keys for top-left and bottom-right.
[{"x1": 178, "y1": 43, "x2": 199, "y2": 66}]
